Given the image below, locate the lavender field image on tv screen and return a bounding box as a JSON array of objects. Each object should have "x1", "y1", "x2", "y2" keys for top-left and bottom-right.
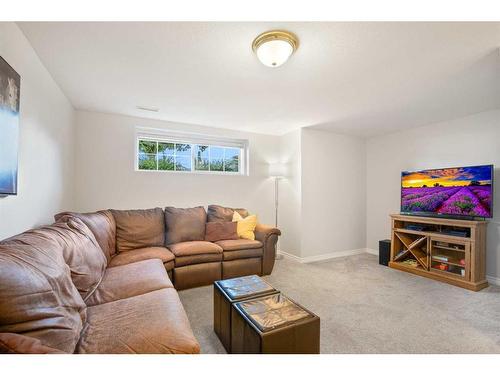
[{"x1": 401, "y1": 165, "x2": 493, "y2": 218}]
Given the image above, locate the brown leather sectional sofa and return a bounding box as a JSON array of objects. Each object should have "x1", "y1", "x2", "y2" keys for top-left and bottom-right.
[{"x1": 0, "y1": 205, "x2": 280, "y2": 354}]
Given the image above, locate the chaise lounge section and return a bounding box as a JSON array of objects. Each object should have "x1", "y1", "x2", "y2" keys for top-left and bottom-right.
[{"x1": 0, "y1": 217, "x2": 200, "y2": 354}]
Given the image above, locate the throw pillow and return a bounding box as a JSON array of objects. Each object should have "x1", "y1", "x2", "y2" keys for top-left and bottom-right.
[
  {"x1": 205, "y1": 221, "x2": 239, "y2": 242},
  {"x1": 232, "y1": 211, "x2": 257, "y2": 240}
]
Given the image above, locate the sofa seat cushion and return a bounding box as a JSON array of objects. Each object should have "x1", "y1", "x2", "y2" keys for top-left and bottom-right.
[
  {"x1": 223, "y1": 248, "x2": 263, "y2": 261},
  {"x1": 111, "y1": 208, "x2": 165, "y2": 252},
  {"x1": 86, "y1": 259, "x2": 173, "y2": 307},
  {"x1": 175, "y1": 253, "x2": 222, "y2": 267},
  {"x1": 76, "y1": 288, "x2": 200, "y2": 354},
  {"x1": 168, "y1": 241, "x2": 222, "y2": 257},
  {"x1": 0, "y1": 333, "x2": 64, "y2": 354},
  {"x1": 108, "y1": 247, "x2": 174, "y2": 267},
  {"x1": 216, "y1": 239, "x2": 263, "y2": 251}
]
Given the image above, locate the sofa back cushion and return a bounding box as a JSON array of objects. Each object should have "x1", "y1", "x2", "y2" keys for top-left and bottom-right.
[
  {"x1": 207, "y1": 205, "x2": 249, "y2": 222},
  {"x1": 234, "y1": 208, "x2": 249, "y2": 218},
  {"x1": 45, "y1": 218, "x2": 107, "y2": 300},
  {"x1": 165, "y1": 206, "x2": 207, "y2": 245},
  {"x1": 207, "y1": 205, "x2": 234, "y2": 222},
  {"x1": 55, "y1": 210, "x2": 117, "y2": 262},
  {"x1": 0, "y1": 224, "x2": 87, "y2": 353},
  {"x1": 111, "y1": 208, "x2": 165, "y2": 252}
]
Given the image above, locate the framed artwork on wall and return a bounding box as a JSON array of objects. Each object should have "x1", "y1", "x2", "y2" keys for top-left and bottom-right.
[{"x1": 0, "y1": 56, "x2": 20, "y2": 196}]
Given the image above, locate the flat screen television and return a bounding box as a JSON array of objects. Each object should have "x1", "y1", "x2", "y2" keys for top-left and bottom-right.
[{"x1": 401, "y1": 164, "x2": 494, "y2": 219}]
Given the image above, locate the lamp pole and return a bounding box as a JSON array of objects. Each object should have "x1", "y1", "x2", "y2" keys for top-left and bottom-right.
[
  {"x1": 275, "y1": 176, "x2": 279, "y2": 228},
  {"x1": 268, "y1": 162, "x2": 286, "y2": 260},
  {"x1": 274, "y1": 175, "x2": 283, "y2": 260}
]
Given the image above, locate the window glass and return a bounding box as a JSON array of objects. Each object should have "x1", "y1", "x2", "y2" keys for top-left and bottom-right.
[
  {"x1": 194, "y1": 145, "x2": 209, "y2": 171},
  {"x1": 210, "y1": 146, "x2": 224, "y2": 172},
  {"x1": 224, "y1": 148, "x2": 239, "y2": 172},
  {"x1": 137, "y1": 138, "x2": 244, "y2": 174}
]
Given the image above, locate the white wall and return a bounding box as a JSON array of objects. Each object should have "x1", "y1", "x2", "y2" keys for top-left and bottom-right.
[
  {"x1": 74, "y1": 110, "x2": 280, "y2": 227},
  {"x1": 278, "y1": 129, "x2": 302, "y2": 256},
  {"x1": 0, "y1": 23, "x2": 75, "y2": 240},
  {"x1": 300, "y1": 128, "x2": 367, "y2": 258},
  {"x1": 366, "y1": 109, "x2": 500, "y2": 280}
]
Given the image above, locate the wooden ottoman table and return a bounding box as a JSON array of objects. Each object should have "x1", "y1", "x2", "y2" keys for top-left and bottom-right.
[
  {"x1": 231, "y1": 293, "x2": 320, "y2": 354},
  {"x1": 214, "y1": 275, "x2": 278, "y2": 353}
]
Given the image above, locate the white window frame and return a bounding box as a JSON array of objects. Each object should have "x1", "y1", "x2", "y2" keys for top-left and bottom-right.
[{"x1": 135, "y1": 127, "x2": 249, "y2": 176}]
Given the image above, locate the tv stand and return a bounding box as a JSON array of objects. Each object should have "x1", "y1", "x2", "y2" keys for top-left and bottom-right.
[{"x1": 389, "y1": 214, "x2": 488, "y2": 291}]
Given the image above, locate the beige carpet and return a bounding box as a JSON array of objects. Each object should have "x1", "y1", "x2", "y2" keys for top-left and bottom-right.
[{"x1": 178, "y1": 253, "x2": 500, "y2": 353}]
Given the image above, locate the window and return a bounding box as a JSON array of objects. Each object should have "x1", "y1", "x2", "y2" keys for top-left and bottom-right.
[{"x1": 136, "y1": 129, "x2": 248, "y2": 175}]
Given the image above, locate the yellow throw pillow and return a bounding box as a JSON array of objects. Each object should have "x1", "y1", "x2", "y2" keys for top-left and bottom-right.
[{"x1": 232, "y1": 211, "x2": 257, "y2": 240}]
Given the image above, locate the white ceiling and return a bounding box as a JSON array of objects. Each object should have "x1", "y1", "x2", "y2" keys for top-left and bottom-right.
[{"x1": 18, "y1": 22, "x2": 500, "y2": 137}]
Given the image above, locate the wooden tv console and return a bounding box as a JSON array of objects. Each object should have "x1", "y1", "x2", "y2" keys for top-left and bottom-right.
[{"x1": 389, "y1": 214, "x2": 488, "y2": 291}]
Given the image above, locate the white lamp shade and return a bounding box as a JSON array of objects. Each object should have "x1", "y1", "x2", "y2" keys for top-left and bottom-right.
[
  {"x1": 268, "y1": 163, "x2": 288, "y2": 177},
  {"x1": 256, "y1": 39, "x2": 294, "y2": 67}
]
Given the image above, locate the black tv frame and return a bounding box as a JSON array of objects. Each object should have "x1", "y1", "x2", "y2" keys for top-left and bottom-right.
[{"x1": 400, "y1": 164, "x2": 494, "y2": 221}]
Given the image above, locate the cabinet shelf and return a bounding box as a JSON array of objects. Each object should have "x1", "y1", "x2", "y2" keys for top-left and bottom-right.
[
  {"x1": 432, "y1": 245, "x2": 465, "y2": 253},
  {"x1": 430, "y1": 267, "x2": 465, "y2": 280},
  {"x1": 431, "y1": 257, "x2": 465, "y2": 268}
]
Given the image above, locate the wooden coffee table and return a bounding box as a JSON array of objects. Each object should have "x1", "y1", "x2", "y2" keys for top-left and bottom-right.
[{"x1": 213, "y1": 275, "x2": 278, "y2": 353}]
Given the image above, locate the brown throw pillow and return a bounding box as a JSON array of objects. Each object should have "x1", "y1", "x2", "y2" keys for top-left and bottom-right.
[
  {"x1": 205, "y1": 222, "x2": 238, "y2": 242},
  {"x1": 165, "y1": 206, "x2": 207, "y2": 245}
]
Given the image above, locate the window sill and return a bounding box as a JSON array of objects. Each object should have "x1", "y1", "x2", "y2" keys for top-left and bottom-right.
[{"x1": 134, "y1": 168, "x2": 248, "y2": 176}]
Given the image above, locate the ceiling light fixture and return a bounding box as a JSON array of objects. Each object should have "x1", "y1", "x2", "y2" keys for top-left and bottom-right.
[{"x1": 252, "y1": 30, "x2": 299, "y2": 68}]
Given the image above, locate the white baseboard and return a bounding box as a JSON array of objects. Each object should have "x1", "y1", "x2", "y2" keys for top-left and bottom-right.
[
  {"x1": 277, "y1": 250, "x2": 302, "y2": 262},
  {"x1": 365, "y1": 248, "x2": 378, "y2": 256},
  {"x1": 279, "y1": 248, "x2": 500, "y2": 287},
  {"x1": 487, "y1": 275, "x2": 500, "y2": 286},
  {"x1": 278, "y1": 248, "x2": 371, "y2": 264}
]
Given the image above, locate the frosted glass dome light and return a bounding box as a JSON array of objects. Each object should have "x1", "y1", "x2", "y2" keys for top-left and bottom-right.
[{"x1": 252, "y1": 30, "x2": 299, "y2": 68}]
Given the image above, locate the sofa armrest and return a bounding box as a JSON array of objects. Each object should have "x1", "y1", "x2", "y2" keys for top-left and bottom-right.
[
  {"x1": 255, "y1": 224, "x2": 281, "y2": 275},
  {"x1": 0, "y1": 333, "x2": 64, "y2": 354}
]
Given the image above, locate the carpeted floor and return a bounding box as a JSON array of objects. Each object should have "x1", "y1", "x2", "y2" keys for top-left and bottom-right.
[{"x1": 178, "y1": 253, "x2": 500, "y2": 353}]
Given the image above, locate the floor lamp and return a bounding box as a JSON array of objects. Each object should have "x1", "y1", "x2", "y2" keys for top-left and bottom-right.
[{"x1": 268, "y1": 163, "x2": 287, "y2": 260}]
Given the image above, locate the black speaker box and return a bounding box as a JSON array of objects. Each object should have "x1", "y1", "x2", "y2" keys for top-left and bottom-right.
[{"x1": 379, "y1": 239, "x2": 391, "y2": 266}]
